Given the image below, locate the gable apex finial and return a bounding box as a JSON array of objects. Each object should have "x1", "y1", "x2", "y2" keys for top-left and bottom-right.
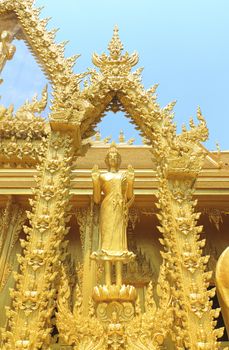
[
  {"x1": 108, "y1": 25, "x2": 123, "y2": 59},
  {"x1": 92, "y1": 26, "x2": 139, "y2": 76}
]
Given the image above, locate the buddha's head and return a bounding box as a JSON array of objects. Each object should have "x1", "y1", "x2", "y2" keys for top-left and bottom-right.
[{"x1": 105, "y1": 142, "x2": 121, "y2": 172}]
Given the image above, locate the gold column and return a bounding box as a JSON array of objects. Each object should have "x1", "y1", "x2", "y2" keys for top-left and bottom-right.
[
  {"x1": 104, "y1": 261, "x2": 112, "y2": 286},
  {"x1": 1, "y1": 131, "x2": 76, "y2": 349},
  {"x1": 0, "y1": 197, "x2": 27, "y2": 328},
  {"x1": 115, "y1": 261, "x2": 122, "y2": 286},
  {"x1": 156, "y1": 167, "x2": 224, "y2": 349},
  {"x1": 0, "y1": 197, "x2": 26, "y2": 293}
]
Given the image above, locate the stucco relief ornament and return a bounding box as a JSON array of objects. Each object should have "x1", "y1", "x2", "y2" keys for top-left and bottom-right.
[
  {"x1": 107, "y1": 312, "x2": 125, "y2": 350},
  {"x1": 0, "y1": 30, "x2": 16, "y2": 83},
  {"x1": 56, "y1": 266, "x2": 106, "y2": 350},
  {"x1": 0, "y1": 0, "x2": 227, "y2": 347},
  {"x1": 92, "y1": 25, "x2": 139, "y2": 83}
]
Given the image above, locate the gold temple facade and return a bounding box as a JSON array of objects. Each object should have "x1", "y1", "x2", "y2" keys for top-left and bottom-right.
[{"x1": 0, "y1": 1, "x2": 228, "y2": 349}]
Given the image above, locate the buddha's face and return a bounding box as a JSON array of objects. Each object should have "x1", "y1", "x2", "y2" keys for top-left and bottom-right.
[{"x1": 106, "y1": 151, "x2": 120, "y2": 171}]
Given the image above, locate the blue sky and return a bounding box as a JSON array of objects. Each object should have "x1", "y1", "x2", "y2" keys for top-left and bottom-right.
[{"x1": 0, "y1": 0, "x2": 229, "y2": 149}]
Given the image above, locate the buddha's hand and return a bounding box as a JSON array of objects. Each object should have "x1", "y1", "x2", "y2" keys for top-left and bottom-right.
[
  {"x1": 127, "y1": 164, "x2": 134, "y2": 181},
  {"x1": 92, "y1": 164, "x2": 100, "y2": 181}
]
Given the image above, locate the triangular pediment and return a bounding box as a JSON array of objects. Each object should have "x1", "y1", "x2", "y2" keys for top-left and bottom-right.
[
  {"x1": 0, "y1": 2, "x2": 176, "y2": 146},
  {"x1": 0, "y1": 37, "x2": 49, "y2": 113},
  {"x1": 75, "y1": 26, "x2": 160, "y2": 141},
  {"x1": 0, "y1": 0, "x2": 79, "y2": 91},
  {"x1": 0, "y1": 1, "x2": 210, "y2": 162}
]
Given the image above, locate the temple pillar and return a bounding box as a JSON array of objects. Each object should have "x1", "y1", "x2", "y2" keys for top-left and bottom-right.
[
  {"x1": 0, "y1": 197, "x2": 27, "y2": 328},
  {"x1": 0, "y1": 197, "x2": 26, "y2": 293},
  {"x1": 156, "y1": 164, "x2": 224, "y2": 349},
  {"x1": 1, "y1": 130, "x2": 78, "y2": 349}
]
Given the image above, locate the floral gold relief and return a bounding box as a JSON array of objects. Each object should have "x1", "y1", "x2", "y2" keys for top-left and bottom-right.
[{"x1": 0, "y1": 1, "x2": 228, "y2": 349}]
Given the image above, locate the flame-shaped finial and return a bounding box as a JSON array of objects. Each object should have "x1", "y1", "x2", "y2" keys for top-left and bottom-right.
[
  {"x1": 119, "y1": 130, "x2": 125, "y2": 143},
  {"x1": 95, "y1": 130, "x2": 101, "y2": 141},
  {"x1": 92, "y1": 26, "x2": 139, "y2": 74},
  {"x1": 108, "y1": 25, "x2": 124, "y2": 59}
]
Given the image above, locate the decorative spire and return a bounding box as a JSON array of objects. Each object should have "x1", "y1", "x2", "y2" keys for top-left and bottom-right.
[
  {"x1": 108, "y1": 25, "x2": 124, "y2": 59},
  {"x1": 92, "y1": 26, "x2": 139, "y2": 77},
  {"x1": 119, "y1": 130, "x2": 125, "y2": 143},
  {"x1": 95, "y1": 130, "x2": 101, "y2": 141}
]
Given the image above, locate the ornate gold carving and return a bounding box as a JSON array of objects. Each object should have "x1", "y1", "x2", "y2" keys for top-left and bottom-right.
[
  {"x1": 0, "y1": 86, "x2": 48, "y2": 163},
  {"x1": 0, "y1": 2, "x2": 226, "y2": 348},
  {"x1": 92, "y1": 25, "x2": 139, "y2": 79},
  {"x1": 75, "y1": 203, "x2": 100, "y2": 315},
  {"x1": 156, "y1": 169, "x2": 224, "y2": 348},
  {"x1": 91, "y1": 130, "x2": 134, "y2": 145},
  {"x1": 1, "y1": 132, "x2": 76, "y2": 349},
  {"x1": 0, "y1": 30, "x2": 16, "y2": 83},
  {"x1": 118, "y1": 130, "x2": 135, "y2": 145},
  {"x1": 119, "y1": 130, "x2": 125, "y2": 143},
  {"x1": 0, "y1": 0, "x2": 84, "y2": 116},
  {"x1": 0, "y1": 196, "x2": 26, "y2": 291},
  {"x1": 93, "y1": 285, "x2": 137, "y2": 303},
  {"x1": 56, "y1": 262, "x2": 173, "y2": 349},
  {"x1": 0, "y1": 85, "x2": 47, "y2": 122},
  {"x1": 107, "y1": 312, "x2": 125, "y2": 350},
  {"x1": 124, "y1": 222, "x2": 155, "y2": 286},
  {"x1": 123, "y1": 249, "x2": 154, "y2": 286},
  {"x1": 75, "y1": 208, "x2": 88, "y2": 252},
  {"x1": 56, "y1": 265, "x2": 105, "y2": 350},
  {"x1": 96, "y1": 301, "x2": 135, "y2": 324},
  {"x1": 125, "y1": 266, "x2": 173, "y2": 350}
]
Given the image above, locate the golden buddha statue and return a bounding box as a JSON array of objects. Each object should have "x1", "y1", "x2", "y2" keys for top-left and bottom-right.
[{"x1": 91, "y1": 142, "x2": 135, "y2": 286}]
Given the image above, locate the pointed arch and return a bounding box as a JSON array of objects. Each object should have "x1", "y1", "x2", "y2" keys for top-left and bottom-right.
[
  {"x1": 67, "y1": 26, "x2": 208, "y2": 153},
  {"x1": 0, "y1": 0, "x2": 83, "y2": 112},
  {"x1": 78, "y1": 77, "x2": 159, "y2": 141}
]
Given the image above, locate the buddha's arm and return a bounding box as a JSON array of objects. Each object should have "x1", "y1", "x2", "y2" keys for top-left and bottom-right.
[
  {"x1": 215, "y1": 246, "x2": 229, "y2": 336},
  {"x1": 92, "y1": 165, "x2": 101, "y2": 204},
  {"x1": 126, "y1": 165, "x2": 135, "y2": 200}
]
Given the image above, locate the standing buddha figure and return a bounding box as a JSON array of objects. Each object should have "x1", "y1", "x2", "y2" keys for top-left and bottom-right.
[{"x1": 91, "y1": 142, "x2": 135, "y2": 286}]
